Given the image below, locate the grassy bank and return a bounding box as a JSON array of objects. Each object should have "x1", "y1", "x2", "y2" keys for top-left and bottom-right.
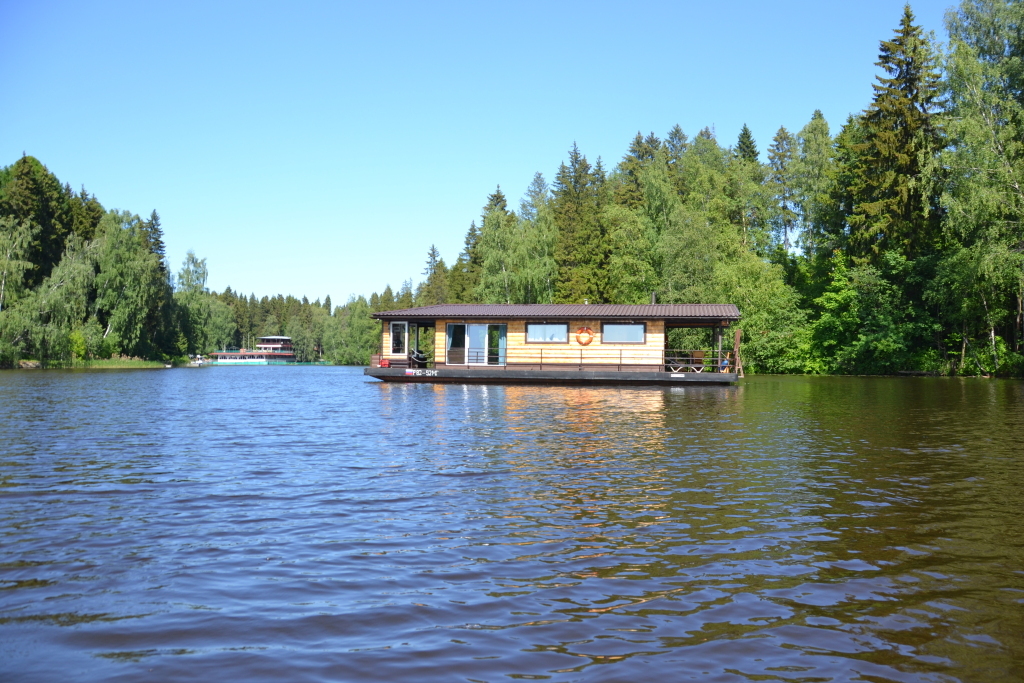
[{"x1": 17, "y1": 358, "x2": 169, "y2": 369}]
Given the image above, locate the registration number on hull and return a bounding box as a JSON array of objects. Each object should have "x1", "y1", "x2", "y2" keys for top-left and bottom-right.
[{"x1": 404, "y1": 369, "x2": 439, "y2": 377}]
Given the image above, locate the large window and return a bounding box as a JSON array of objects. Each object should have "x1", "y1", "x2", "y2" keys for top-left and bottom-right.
[
  {"x1": 447, "y1": 323, "x2": 507, "y2": 365},
  {"x1": 390, "y1": 322, "x2": 407, "y2": 354},
  {"x1": 526, "y1": 323, "x2": 568, "y2": 343},
  {"x1": 601, "y1": 323, "x2": 645, "y2": 343}
]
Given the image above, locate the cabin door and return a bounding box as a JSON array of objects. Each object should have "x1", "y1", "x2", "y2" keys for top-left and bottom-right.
[{"x1": 446, "y1": 324, "x2": 505, "y2": 365}]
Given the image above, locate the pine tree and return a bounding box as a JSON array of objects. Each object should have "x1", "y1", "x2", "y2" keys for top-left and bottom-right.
[
  {"x1": 69, "y1": 186, "x2": 104, "y2": 241},
  {"x1": 476, "y1": 187, "x2": 519, "y2": 303},
  {"x1": 552, "y1": 143, "x2": 607, "y2": 303},
  {"x1": 665, "y1": 124, "x2": 690, "y2": 193},
  {"x1": 519, "y1": 172, "x2": 548, "y2": 221},
  {"x1": 141, "y1": 210, "x2": 166, "y2": 270},
  {"x1": 419, "y1": 244, "x2": 448, "y2": 305},
  {"x1": 378, "y1": 285, "x2": 395, "y2": 311},
  {"x1": 396, "y1": 280, "x2": 414, "y2": 309},
  {"x1": 736, "y1": 124, "x2": 759, "y2": 163},
  {"x1": 447, "y1": 221, "x2": 483, "y2": 303},
  {"x1": 482, "y1": 186, "x2": 509, "y2": 215},
  {"x1": 0, "y1": 156, "x2": 72, "y2": 287},
  {"x1": 614, "y1": 132, "x2": 661, "y2": 209},
  {"x1": 848, "y1": 4, "x2": 943, "y2": 260},
  {"x1": 768, "y1": 126, "x2": 797, "y2": 250}
]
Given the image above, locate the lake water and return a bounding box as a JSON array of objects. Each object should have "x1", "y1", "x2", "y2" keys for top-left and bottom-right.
[{"x1": 1, "y1": 367, "x2": 1022, "y2": 682}]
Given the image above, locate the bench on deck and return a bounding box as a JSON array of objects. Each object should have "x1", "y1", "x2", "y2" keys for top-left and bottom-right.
[{"x1": 666, "y1": 350, "x2": 707, "y2": 373}]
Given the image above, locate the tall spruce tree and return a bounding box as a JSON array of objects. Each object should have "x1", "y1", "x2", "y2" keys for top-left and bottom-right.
[
  {"x1": 736, "y1": 124, "x2": 759, "y2": 163},
  {"x1": 665, "y1": 124, "x2": 689, "y2": 190},
  {"x1": 552, "y1": 144, "x2": 607, "y2": 303},
  {"x1": 614, "y1": 132, "x2": 661, "y2": 209},
  {"x1": 848, "y1": 4, "x2": 943, "y2": 261},
  {"x1": 418, "y1": 244, "x2": 448, "y2": 305},
  {"x1": 519, "y1": 172, "x2": 548, "y2": 221},
  {"x1": 447, "y1": 221, "x2": 483, "y2": 303},
  {"x1": 0, "y1": 156, "x2": 72, "y2": 288},
  {"x1": 142, "y1": 210, "x2": 166, "y2": 272},
  {"x1": 768, "y1": 127, "x2": 798, "y2": 250}
]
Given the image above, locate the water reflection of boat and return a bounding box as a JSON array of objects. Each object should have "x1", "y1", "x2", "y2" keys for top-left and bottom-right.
[{"x1": 365, "y1": 303, "x2": 742, "y2": 386}]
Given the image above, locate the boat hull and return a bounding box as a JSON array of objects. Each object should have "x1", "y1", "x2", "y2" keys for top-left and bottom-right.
[{"x1": 364, "y1": 367, "x2": 737, "y2": 386}]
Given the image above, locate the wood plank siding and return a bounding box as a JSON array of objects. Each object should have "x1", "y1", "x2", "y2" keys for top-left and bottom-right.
[{"x1": 432, "y1": 319, "x2": 665, "y2": 369}]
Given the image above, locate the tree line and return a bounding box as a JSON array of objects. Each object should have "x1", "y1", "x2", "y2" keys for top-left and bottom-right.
[
  {"x1": 365, "y1": 1, "x2": 1024, "y2": 377},
  {"x1": 3, "y1": 1, "x2": 1021, "y2": 375},
  {"x1": 0, "y1": 153, "x2": 384, "y2": 366}
]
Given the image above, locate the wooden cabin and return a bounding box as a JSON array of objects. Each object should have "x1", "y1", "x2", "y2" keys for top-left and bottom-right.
[{"x1": 365, "y1": 304, "x2": 741, "y2": 385}]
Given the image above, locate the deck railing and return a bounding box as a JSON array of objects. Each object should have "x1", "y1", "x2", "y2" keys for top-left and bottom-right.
[{"x1": 373, "y1": 348, "x2": 736, "y2": 373}]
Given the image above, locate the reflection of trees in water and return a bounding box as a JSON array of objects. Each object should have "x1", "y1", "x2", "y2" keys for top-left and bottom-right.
[
  {"x1": 722, "y1": 377, "x2": 1024, "y2": 676},
  {"x1": 372, "y1": 378, "x2": 1024, "y2": 678}
]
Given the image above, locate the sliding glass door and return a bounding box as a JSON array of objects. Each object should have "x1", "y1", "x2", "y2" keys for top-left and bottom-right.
[{"x1": 446, "y1": 324, "x2": 506, "y2": 365}]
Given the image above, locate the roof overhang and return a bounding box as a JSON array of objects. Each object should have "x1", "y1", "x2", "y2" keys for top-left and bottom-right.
[{"x1": 372, "y1": 303, "x2": 740, "y2": 325}]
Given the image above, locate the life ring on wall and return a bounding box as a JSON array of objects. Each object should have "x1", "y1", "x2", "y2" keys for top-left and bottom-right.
[{"x1": 575, "y1": 327, "x2": 595, "y2": 346}]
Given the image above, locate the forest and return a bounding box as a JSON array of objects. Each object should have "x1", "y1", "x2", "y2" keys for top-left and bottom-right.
[{"x1": 1, "y1": 1, "x2": 1022, "y2": 375}]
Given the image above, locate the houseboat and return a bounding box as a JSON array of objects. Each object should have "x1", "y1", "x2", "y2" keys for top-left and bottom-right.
[
  {"x1": 363, "y1": 303, "x2": 742, "y2": 385},
  {"x1": 210, "y1": 336, "x2": 297, "y2": 365}
]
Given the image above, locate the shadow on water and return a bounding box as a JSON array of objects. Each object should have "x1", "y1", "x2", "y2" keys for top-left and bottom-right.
[{"x1": 0, "y1": 369, "x2": 1021, "y2": 682}]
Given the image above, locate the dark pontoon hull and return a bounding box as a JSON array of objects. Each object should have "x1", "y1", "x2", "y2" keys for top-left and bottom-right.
[{"x1": 364, "y1": 367, "x2": 738, "y2": 386}]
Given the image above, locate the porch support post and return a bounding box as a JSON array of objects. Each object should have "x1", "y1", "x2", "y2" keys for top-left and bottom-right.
[
  {"x1": 715, "y1": 325, "x2": 722, "y2": 369},
  {"x1": 733, "y1": 327, "x2": 744, "y2": 378}
]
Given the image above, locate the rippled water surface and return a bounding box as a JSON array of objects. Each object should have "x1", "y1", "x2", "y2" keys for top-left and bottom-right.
[{"x1": 1, "y1": 367, "x2": 1022, "y2": 682}]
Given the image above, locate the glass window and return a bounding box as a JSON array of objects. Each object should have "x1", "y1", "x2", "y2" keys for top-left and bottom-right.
[
  {"x1": 390, "y1": 322, "x2": 406, "y2": 354},
  {"x1": 526, "y1": 323, "x2": 568, "y2": 342},
  {"x1": 446, "y1": 324, "x2": 466, "y2": 364},
  {"x1": 602, "y1": 323, "x2": 645, "y2": 343}
]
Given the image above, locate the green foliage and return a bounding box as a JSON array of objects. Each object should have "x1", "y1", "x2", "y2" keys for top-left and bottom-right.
[
  {"x1": 768, "y1": 127, "x2": 798, "y2": 249},
  {"x1": 417, "y1": 245, "x2": 448, "y2": 305},
  {"x1": 807, "y1": 251, "x2": 937, "y2": 374},
  {"x1": 173, "y1": 250, "x2": 211, "y2": 355},
  {"x1": 735, "y1": 124, "x2": 759, "y2": 164},
  {"x1": 0, "y1": 216, "x2": 36, "y2": 313},
  {"x1": 552, "y1": 144, "x2": 608, "y2": 303},
  {"x1": 472, "y1": 181, "x2": 558, "y2": 306},
  {"x1": 0, "y1": 156, "x2": 104, "y2": 288},
  {"x1": 446, "y1": 222, "x2": 482, "y2": 303},
  {"x1": 847, "y1": 5, "x2": 943, "y2": 261},
  {"x1": 93, "y1": 211, "x2": 165, "y2": 357},
  {"x1": 476, "y1": 191, "x2": 519, "y2": 304},
  {"x1": 68, "y1": 328, "x2": 86, "y2": 360},
  {"x1": 605, "y1": 204, "x2": 657, "y2": 304},
  {"x1": 324, "y1": 295, "x2": 378, "y2": 364},
  {"x1": 205, "y1": 297, "x2": 237, "y2": 353},
  {"x1": 792, "y1": 110, "x2": 836, "y2": 256},
  {"x1": 614, "y1": 132, "x2": 662, "y2": 209}
]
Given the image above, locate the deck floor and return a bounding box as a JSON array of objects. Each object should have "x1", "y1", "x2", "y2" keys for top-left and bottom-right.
[{"x1": 364, "y1": 366, "x2": 738, "y2": 385}]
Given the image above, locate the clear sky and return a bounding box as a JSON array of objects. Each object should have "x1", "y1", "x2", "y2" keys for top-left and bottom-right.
[{"x1": 1, "y1": 0, "x2": 954, "y2": 304}]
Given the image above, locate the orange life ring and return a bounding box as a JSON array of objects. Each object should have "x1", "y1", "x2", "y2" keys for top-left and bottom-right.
[{"x1": 575, "y1": 327, "x2": 594, "y2": 346}]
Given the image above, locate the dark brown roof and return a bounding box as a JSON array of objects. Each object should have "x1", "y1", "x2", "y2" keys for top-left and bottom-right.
[{"x1": 372, "y1": 303, "x2": 740, "y2": 321}]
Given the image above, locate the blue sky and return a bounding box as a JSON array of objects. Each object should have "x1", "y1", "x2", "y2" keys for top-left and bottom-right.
[{"x1": 1, "y1": 0, "x2": 953, "y2": 303}]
